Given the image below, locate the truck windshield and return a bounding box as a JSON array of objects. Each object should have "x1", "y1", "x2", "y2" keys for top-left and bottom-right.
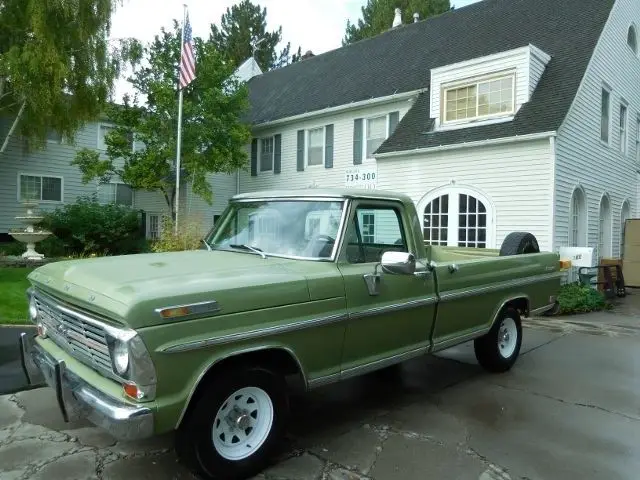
[{"x1": 205, "y1": 199, "x2": 346, "y2": 260}]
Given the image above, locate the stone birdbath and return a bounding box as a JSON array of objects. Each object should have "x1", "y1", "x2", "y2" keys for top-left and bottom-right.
[{"x1": 9, "y1": 202, "x2": 52, "y2": 260}]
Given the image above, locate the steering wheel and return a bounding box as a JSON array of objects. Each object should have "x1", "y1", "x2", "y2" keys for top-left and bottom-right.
[{"x1": 305, "y1": 234, "x2": 335, "y2": 257}]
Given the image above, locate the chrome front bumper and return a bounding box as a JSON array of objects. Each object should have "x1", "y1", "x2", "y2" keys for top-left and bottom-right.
[{"x1": 19, "y1": 332, "x2": 154, "y2": 441}]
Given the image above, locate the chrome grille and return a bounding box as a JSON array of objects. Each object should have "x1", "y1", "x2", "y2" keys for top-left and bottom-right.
[{"x1": 34, "y1": 293, "x2": 115, "y2": 377}]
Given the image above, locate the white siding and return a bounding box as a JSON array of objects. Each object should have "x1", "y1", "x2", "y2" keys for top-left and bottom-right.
[
  {"x1": 0, "y1": 119, "x2": 105, "y2": 233},
  {"x1": 376, "y1": 139, "x2": 555, "y2": 252},
  {"x1": 555, "y1": 0, "x2": 639, "y2": 258},
  {"x1": 529, "y1": 46, "x2": 551, "y2": 96},
  {"x1": 184, "y1": 172, "x2": 237, "y2": 230},
  {"x1": 239, "y1": 98, "x2": 414, "y2": 193},
  {"x1": 134, "y1": 172, "x2": 237, "y2": 237},
  {"x1": 430, "y1": 45, "x2": 549, "y2": 129}
]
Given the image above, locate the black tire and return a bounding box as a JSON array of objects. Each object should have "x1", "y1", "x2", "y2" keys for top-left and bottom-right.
[
  {"x1": 474, "y1": 307, "x2": 523, "y2": 373},
  {"x1": 499, "y1": 232, "x2": 540, "y2": 256},
  {"x1": 175, "y1": 366, "x2": 289, "y2": 480}
]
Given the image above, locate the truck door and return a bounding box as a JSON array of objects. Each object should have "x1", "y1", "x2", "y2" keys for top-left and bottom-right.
[{"x1": 336, "y1": 199, "x2": 437, "y2": 377}]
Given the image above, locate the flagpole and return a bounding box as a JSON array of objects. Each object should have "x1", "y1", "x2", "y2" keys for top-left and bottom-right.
[{"x1": 174, "y1": 3, "x2": 187, "y2": 236}]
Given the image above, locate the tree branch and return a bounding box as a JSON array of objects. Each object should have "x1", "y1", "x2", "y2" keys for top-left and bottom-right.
[{"x1": 0, "y1": 101, "x2": 26, "y2": 154}]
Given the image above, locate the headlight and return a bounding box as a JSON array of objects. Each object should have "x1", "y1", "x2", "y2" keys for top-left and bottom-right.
[
  {"x1": 28, "y1": 296, "x2": 38, "y2": 321},
  {"x1": 113, "y1": 341, "x2": 130, "y2": 375}
]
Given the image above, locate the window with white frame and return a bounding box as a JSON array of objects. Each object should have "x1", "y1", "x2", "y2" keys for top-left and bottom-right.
[
  {"x1": 620, "y1": 103, "x2": 628, "y2": 154},
  {"x1": 46, "y1": 129, "x2": 63, "y2": 144},
  {"x1": 97, "y1": 182, "x2": 133, "y2": 207},
  {"x1": 569, "y1": 188, "x2": 586, "y2": 247},
  {"x1": 147, "y1": 214, "x2": 161, "y2": 240},
  {"x1": 621, "y1": 200, "x2": 631, "y2": 256},
  {"x1": 636, "y1": 118, "x2": 640, "y2": 163},
  {"x1": 19, "y1": 174, "x2": 62, "y2": 202},
  {"x1": 260, "y1": 137, "x2": 274, "y2": 172},
  {"x1": 360, "y1": 212, "x2": 375, "y2": 243},
  {"x1": 598, "y1": 195, "x2": 612, "y2": 259},
  {"x1": 443, "y1": 74, "x2": 514, "y2": 123},
  {"x1": 98, "y1": 124, "x2": 133, "y2": 151},
  {"x1": 366, "y1": 116, "x2": 387, "y2": 159},
  {"x1": 628, "y1": 25, "x2": 638, "y2": 54},
  {"x1": 601, "y1": 87, "x2": 611, "y2": 143},
  {"x1": 307, "y1": 127, "x2": 324, "y2": 166}
]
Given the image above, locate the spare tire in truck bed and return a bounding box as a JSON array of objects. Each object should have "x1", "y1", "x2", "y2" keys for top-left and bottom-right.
[{"x1": 499, "y1": 232, "x2": 540, "y2": 256}]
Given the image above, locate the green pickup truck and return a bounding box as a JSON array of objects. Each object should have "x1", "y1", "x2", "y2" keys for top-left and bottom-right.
[{"x1": 20, "y1": 189, "x2": 564, "y2": 479}]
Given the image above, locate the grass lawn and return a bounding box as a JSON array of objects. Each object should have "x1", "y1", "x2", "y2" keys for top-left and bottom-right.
[{"x1": 0, "y1": 267, "x2": 34, "y2": 325}]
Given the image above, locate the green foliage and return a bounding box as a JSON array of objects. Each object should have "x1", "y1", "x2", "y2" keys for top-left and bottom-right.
[
  {"x1": 0, "y1": 0, "x2": 142, "y2": 152},
  {"x1": 150, "y1": 215, "x2": 206, "y2": 252},
  {"x1": 557, "y1": 282, "x2": 608, "y2": 315},
  {"x1": 211, "y1": 0, "x2": 297, "y2": 71},
  {"x1": 39, "y1": 196, "x2": 148, "y2": 256},
  {"x1": 343, "y1": 0, "x2": 452, "y2": 45},
  {"x1": 72, "y1": 21, "x2": 252, "y2": 219}
]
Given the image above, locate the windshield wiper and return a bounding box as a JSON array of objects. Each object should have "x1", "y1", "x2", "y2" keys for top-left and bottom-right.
[
  {"x1": 229, "y1": 244, "x2": 267, "y2": 259},
  {"x1": 201, "y1": 238, "x2": 212, "y2": 251}
]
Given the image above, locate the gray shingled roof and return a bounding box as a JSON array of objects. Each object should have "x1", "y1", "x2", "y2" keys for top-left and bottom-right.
[{"x1": 246, "y1": 0, "x2": 616, "y2": 152}]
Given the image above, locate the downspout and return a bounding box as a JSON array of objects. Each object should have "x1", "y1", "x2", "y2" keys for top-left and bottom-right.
[{"x1": 549, "y1": 135, "x2": 556, "y2": 253}]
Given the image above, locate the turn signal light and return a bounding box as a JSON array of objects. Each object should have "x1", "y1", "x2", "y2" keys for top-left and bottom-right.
[
  {"x1": 158, "y1": 306, "x2": 190, "y2": 319},
  {"x1": 123, "y1": 382, "x2": 144, "y2": 400},
  {"x1": 559, "y1": 259, "x2": 572, "y2": 270}
]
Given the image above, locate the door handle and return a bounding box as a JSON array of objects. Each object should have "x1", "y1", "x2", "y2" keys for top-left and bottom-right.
[{"x1": 448, "y1": 264, "x2": 459, "y2": 273}]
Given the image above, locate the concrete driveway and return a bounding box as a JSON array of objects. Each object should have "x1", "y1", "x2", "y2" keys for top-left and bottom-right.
[{"x1": 1, "y1": 305, "x2": 640, "y2": 480}]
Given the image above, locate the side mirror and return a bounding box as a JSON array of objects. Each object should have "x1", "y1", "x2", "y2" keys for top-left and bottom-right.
[{"x1": 380, "y1": 251, "x2": 416, "y2": 275}]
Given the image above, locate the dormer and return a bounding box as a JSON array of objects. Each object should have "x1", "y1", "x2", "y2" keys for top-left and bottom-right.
[{"x1": 430, "y1": 44, "x2": 551, "y2": 131}]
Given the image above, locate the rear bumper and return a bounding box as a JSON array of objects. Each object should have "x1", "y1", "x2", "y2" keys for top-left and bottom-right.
[{"x1": 19, "y1": 332, "x2": 154, "y2": 441}]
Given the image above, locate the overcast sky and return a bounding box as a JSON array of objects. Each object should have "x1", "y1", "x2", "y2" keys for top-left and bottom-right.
[{"x1": 109, "y1": 0, "x2": 481, "y2": 100}]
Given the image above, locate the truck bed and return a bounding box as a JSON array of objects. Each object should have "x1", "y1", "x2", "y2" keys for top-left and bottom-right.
[{"x1": 425, "y1": 244, "x2": 501, "y2": 262}]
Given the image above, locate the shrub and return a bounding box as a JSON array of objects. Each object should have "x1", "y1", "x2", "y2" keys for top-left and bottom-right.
[
  {"x1": 38, "y1": 195, "x2": 148, "y2": 256},
  {"x1": 151, "y1": 214, "x2": 206, "y2": 252},
  {"x1": 557, "y1": 282, "x2": 608, "y2": 315}
]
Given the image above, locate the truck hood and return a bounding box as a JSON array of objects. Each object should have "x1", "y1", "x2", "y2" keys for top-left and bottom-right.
[{"x1": 28, "y1": 250, "x2": 312, "y2": 329}]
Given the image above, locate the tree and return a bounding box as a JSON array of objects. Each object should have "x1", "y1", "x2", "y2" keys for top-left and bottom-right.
[
  {"x1": 211, "y1": 0, "x2": 292, "y2": 71},
  {"x1": 343, "y1": 0, "x2": 452, "y2": 45},
  {"x1": 71, "y1": 21, "x2": 252, "y2": 219},
  {"x1": 0, "y1": 0, "x2": 140, "y2": 154}
]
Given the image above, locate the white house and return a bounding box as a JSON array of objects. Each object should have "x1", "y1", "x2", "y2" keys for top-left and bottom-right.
[
  {"x1": 2, "y1": 0, "x2": 638, "y2": 263},
  {"x1": 0, "y1": 118, "x2": 236, "y2": 242},
  {"x1": 237, "y1": 0, "x2": 638, "y2": 262}
]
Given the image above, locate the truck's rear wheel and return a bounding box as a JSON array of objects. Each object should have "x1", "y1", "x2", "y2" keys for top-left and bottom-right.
[
  {"x1": 474, "y1": 307, "x2": 522, "y2": 373},
  {"x1": 176, "y1": 366, "x2": 289, "y2": 480}
]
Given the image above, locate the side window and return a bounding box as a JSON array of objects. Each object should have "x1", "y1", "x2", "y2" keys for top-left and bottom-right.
[{"x1": 344, "y1": 204, "x2": 407, "y2": 264}]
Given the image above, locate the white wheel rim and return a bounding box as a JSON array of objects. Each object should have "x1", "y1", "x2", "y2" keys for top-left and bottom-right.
[
  {"x1": 498, "y1": 317, "x2": 518, "y2": 358},
  {"x1": 211, "y1": 386, "x2": 274, "y2": 461}
]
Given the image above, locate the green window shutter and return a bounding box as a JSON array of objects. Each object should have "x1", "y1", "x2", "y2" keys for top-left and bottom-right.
[
  {"x1": 325, "y1": 124, "x2": 334, "y2": 169},
  {"x1": 297, "y1": 130, "x2": 305, "y2": 171},
  {"x1": 353, "y1": 118, "x2": 363, "y2": 165},
  {"x1": 274, "y1": 134, "x2": 282, "y2": 174},
  {"x1": 250, "y1": 138, "x2": 258, "y2": 176}
]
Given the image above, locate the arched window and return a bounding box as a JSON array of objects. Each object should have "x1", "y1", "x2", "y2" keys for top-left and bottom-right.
[
  {"x1": 628, "y1": 25, "x2": 637, "y2": 54},
  {"x1": 569, "y1": 187, "x2": 587, "y2": 247},
  {"x1": 421, "y1": 186, "x2": 493, "y2": 248},
  {"x1": 598, "y1": 194, "x2": 612, "y2": 259},
  {"x1": 620, "y1": 200, "x2": 631, "y2": 256}
]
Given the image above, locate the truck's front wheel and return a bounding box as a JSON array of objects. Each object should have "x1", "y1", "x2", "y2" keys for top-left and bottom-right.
[
  {"x1": 474, "y1": 307, "x2": 522, "y2": 373},
  {"x1": 176, "y1": 366, "x2": 289, "y2": 480}
]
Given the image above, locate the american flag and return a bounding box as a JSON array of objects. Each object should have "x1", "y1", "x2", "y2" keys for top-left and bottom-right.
[{"x1": 179, "y1": 12, "x2": 196, "y2": 89}]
